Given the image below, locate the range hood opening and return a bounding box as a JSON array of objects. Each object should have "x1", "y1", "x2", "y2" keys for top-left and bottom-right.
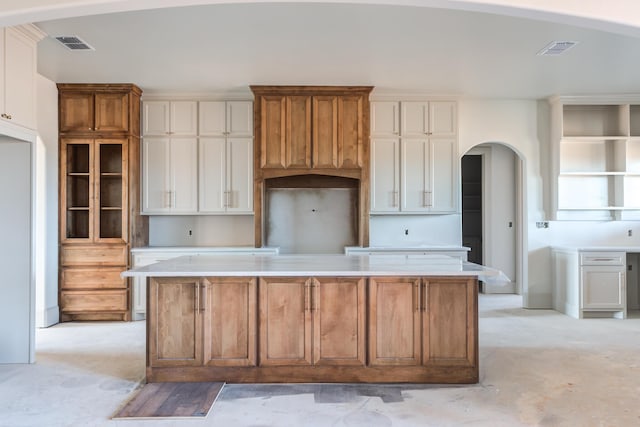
[{"x1": 264, "y1": 175, "x2": 359, "y2": 254}]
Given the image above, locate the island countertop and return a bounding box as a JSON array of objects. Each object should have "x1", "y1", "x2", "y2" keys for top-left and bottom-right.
[{"x1": 121, "y1": 253, "x2": 499, "y2": 278}]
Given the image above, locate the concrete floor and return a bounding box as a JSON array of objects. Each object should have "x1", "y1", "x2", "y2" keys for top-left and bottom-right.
[{"x1": 2, "y1": 294, "x2": 640, "y2": 427}]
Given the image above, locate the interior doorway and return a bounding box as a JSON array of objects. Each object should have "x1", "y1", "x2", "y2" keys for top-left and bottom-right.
[{"x1": 462, "y1": 143, "x2": 523, "y2": 295}]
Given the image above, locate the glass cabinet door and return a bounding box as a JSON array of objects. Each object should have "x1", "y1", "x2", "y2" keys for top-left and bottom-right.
[
  {"x1": 63, "y1": 139, "x2": 93, "y2": 241},
  {"x1": 95, "y1": 139, "x2": 128, "y2": 242}
]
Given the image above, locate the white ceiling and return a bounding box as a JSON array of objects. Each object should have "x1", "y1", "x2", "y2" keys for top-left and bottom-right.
[{"x1": 34, "y1": 2, "x2": 640, "y2": 98}]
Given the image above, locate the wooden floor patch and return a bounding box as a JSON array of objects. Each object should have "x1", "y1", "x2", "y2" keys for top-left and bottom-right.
[{"x1": 113, "y1": 382, "x2": 225, "y2": 419}]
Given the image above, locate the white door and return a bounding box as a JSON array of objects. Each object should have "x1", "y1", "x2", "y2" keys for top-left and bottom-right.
[
  {"x1": 401, "y1": 138, "x2": 429, "y2": 212},
  {"x1": 226, "y1": 137, "x2": 253, "y2": 213},
  {"x1": 401, "y1": 102, "x2": 428, "y2": 137},
  {"x1": 4, "y1": 28, "x2": 35, "y2": 129},
  {"x1": 227, "y1": 101, "x2": 253, "y2": 137},
  {"x1": 582, "y1": 266, "x2": 625, "y2": 310},
  {"x1": 143, "y1": 101, "x2": 170, "y2": 136},
  {"x1": 370, "y1": 138, "x2": 400, "y2": 212},
  {"x1": 198, "y1": 101, "x2": 226, "y2": 136},
  {"x1": 142, "y1": 137, "x2": 171, "y2": 212},
  {"x1": 429, "y1": 101, "x2": 457, "y2": 137},
  {"x1": 370, "y1": 101, "x2": 399, "y2": 137},
  {"x1": 169, "y1": 137, "x2": 198, "y2": 212},
  {"x1": 170, "y1": 101, "x2": 198, "y2": 136},
  {"x1": 430, "y1": 138, "x2": 457, "y2": 212},
  {"x1": 199, "y1": 137, "x2": 226, "y2": 212}
]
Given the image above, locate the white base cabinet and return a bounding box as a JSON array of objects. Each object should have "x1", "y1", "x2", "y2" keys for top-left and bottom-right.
[{"x1": 553, "y1": 248, "x2": 627, "y2": 319}]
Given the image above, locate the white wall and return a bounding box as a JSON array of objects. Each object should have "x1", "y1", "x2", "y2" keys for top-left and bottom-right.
[{"x1": 35, "y1": 74, "x2": 59, "y2": 327}]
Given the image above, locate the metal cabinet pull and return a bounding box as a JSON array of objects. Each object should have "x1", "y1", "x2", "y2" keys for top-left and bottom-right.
[
  {"x1": 195, "y1": 282, "x2": 200, "y2": 313},
  {"x1": 304, "y1": 280, "x2": 311, "y2": 311},
  {"x1": 313, "y1": 280, "x2": 319, "y2": 311},
  {"x1": 200, "y1": 284, "x2": 206, "y2": 312},
  {"x1": 414, "y1": 281, "x2": 420, "y2": 312}
]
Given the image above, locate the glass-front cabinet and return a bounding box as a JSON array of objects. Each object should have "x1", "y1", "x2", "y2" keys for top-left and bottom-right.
[{"x1": 61, "y1": 138, "x2": 128, "y2": 243}]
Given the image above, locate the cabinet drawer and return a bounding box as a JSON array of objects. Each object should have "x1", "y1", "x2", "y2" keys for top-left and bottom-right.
[
  {"x1": 61, "y1": 267, "x2": 127, "y2": 290},
  {"x1": 580, "y1": 252, "x2": 625, "y2": 266},
  {"x1": 60, "y1": 290, "x2": 128, "y2": 312},
  {"x1": 61, "y1": 245, "x2": 128, "y2": 266}
]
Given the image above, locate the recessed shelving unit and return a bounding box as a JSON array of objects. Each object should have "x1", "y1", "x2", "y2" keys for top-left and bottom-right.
[{"x1": 551, "y1": 98, "x2": 640, "y2": 220}]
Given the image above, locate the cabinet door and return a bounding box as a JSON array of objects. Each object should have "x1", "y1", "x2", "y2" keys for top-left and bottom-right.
[
  {"x1": 371, "y1": 101, "x2": 399, "y2": 137},
  {"x1": 312, "y1": 96, "x2": 338, "y2": 168},
  {"x1": 260, "y1": 95, "x2": 287, "y2": 168},
  {"x1": 226, "y1": 137, "x2": 254, "y2": 213},
  {"x1": 199, "y1": 137, "x2": 226, "y2": 213},
  {"x1": 227, "y1": 101, "x2": 253, "y2": 137},
  {"x1": 169, "y1": 138, "x2": 198, "y2": 212},
  {"x1": 422, "y1": 278, "x2": 477, "y2": 368},
  {"x1": 370, "y1": 138, "x2": 400, "y2": 212},
  {"x1": 142, "y1": 137, "x2": 171, "y2": 212},
  {"x1": 286, "y1": 95, "x2": 312, "y2": 168},
  {"x1": 94, "y1": 139, "x2": 128, "y2": 243},
  {"x1": 94, "y1": 92, "x2": 129, "y2": 132},
  {"x1": 368, "y1": 277, "x2": 421, "y2": 366},
  {"x1": 59, "y1": 92, "x2": 94, "y2": 133},
  {"x1": 143, "y1": 101, "x2": 170, "y2": 136},
  {"x1": 401, "y1": 138, "x2": 429, "y2": 212},
  {"x1": 170, "y1": 101, "x2": 198, "y2": 136},
  {"x1": 581, "y1": 266, "x2": 625, "y2": 310},
  {"x1": 337, "y1": 95, "x2": 364, "y2": 168},
  {"x1": 259, "y1": 277, "x2": 312, "y2": 366},
  {"x1": 429, "y1": 101, "x2": 457, "y2": 137},
  {"x1": 148, "y1": 278, "x2": 203, "y2": 367},
  {"x1": 313, "y1": 277, "x2": 365, "y2": 366},
  {"x1": 199, "y1": 101, "x2": 226, "y2": 136},
  {"x1": 430, "y1": 139, "x2": 457, "y2": 212},
  {"x1": 3, "y1": 27, "x2": 36, "y2": 129},
  {"x1": 60, "y1": 138, "x2": 94, "y2": 242},
  {"x1": 203, "y1": 277, "x2": 257, "y2": 367},
  {"x1": 401, "y1": 102, "x2": 429, "y2": 137}
]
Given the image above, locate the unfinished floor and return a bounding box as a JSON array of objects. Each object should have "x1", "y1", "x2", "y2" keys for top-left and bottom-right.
[{"x1": 1, "y1": 294, "x2": 639, "y2": 427}]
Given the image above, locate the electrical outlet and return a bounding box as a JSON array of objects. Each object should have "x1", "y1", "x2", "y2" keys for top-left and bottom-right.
[
  {"x1": 404, "y1": 229, "x2": 409, "y2": 236},
  {"x1": 535, "y1": 221, "x2": 549, "y2": 229},
  {"x1": 628, "y1": 229, "x2": 633, "y2": 237}
]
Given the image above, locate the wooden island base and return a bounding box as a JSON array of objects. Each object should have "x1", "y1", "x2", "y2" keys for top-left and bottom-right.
[{"x1": 146, "y1": 275, "x2": 478, "y2": 384}]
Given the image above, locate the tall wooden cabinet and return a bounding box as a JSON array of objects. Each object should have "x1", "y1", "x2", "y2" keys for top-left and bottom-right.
[{"x1": 58, "y1": 84, "x2": 147, "y2": 321}]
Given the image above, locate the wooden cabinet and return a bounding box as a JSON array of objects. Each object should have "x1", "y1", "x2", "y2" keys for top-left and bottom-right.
[
  {"x1": 142, "y1": 137, "x2": 198, "y2": 213},
  {"x1": 370, "y1": 100, "x2": 458, "y2": 214},
  {"x1": 0, "y1": 26, "x2": 44, "y2": 130},
  {"x1": 369, "y1": 276, "x2": 477, "y2": 370},
  {"x1": 58, "y1": 84, "x2": 146, "y2": 321},
  {"x1": 258, "y1": 276, "x2": 366, "y2": 367},
  {"x1": 550, "y1": 97, "x2": 640, "y2": 220},
  {"x1": 148, "y1": 277, "x2": 257, "y2": 368}
]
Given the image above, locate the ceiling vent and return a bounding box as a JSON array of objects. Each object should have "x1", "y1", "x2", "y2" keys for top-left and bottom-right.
[
  {"x1": 54, "y1": 35, "x2": 95, "y2": 51},
  {"x1": 537, "y1": 41, "x2": 578, "y2": 56}
]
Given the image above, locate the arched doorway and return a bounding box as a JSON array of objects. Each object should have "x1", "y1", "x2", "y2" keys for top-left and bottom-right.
[{"x1": 462, "y1": 143, "x2": 525, "y2": 296}]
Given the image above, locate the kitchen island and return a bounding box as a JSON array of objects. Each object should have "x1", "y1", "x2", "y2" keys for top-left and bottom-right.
[{"x1": 123, "y1": 254, "x2": 498, "y2": 384}]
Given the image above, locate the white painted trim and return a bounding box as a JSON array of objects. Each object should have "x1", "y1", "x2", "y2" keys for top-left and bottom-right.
[
  {"x1": 142, "y1": 91, "x2": 254, "y2": 101},
  {"x1": 37, "y1": 305, "x2": 60, "y2": 328}
]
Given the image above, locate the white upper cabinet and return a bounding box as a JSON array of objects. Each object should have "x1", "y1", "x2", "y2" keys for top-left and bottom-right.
[
  {"x1": 199, "y1": 101, "x2": 253, "y2": 137},
  {"x1": 370, "y1": 100, "x2": 458, "y2": 214},
  {"x1": 0, "y1": 26, "x2": 44, "y2": 130},
  {"x1": 143, "y1": 101, "x2": 197, "y2": 136}
]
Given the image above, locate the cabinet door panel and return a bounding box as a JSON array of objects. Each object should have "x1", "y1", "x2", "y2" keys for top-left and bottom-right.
[
  {"x1": 423, "y1": 278, "x2": 476, "y2": 367},
  {"x1": 259, "y1": 277, "x2": 312, "y2": 366},
  {"x1": 368, "y1": 277, "x2": 421, "y2": 366},
  {"x1": 4, "y1": 28, "x2": 36, "y2": 128},
  {"x1": 204, "y1": 277, "x2": 256, "y2": 366},
  {"x1": 95, "y1": 139, "x2": 127, "y2": 242},
  {"x1": 260, "y1": 96, "x2": 286, "y2": 168},
  {"x1": 581, "y1": 266, "x2": 625, "y2": 310},
  {"x1": 95, "y1": 92, "x2": 129, "y2": 132},
  {"x1": 149, "y1": 278, "x2": 202, "y2": 367},
  {"x1": 401, "y1": 102, "x2": 428, "y2": 137},
  {"x1": 371, "y1": 101, "x2": 399, "y2": 137},
  {"x1": 199, "y1": 137, "x2": 226, "y2": 212},
  {"x1": 312, "y1": 96, "x2": 338, "y2": 168},
  {"x1": 170, "y1": 138, "x2": 198, "y2": 212},
  {"x1": 227, "y1": 137, "x2": 253, "y2": 213},
  {"x1": 430, "y1": 138, "x2": 457, "y2": 212},
  {"x1": 170, "y1": 101, "x2": 198, "y2": 136},
  {"x1": 59, "y1": 92, "x2": 94, "y2": 133},
  {"x1": 286, "y1": 96, "x2": 312, "y2": 168},
  {"x1": 337, "y1": 96, "x2": 363, "y2": 168},
  {"x1": 199, "y1": 101, "x2": 226, "y2": 136},
  {"x1": 227, "y1": 101, "x2": 253, "y2": 136},
  {"x1": 370, "y1": 139, "x2": 400, "y2": 212},
  {"x1": 143, "y1": 101, "x2": 169, "y2": 136},
  {"x1": 429, "y1": 101, "x2": 457, "y2": 137},
  {"x1": 313, "y1": 277, "x2": 365, "y2": 366},
  {"x1": 142, "y1": 138, "x2": 171, "y2": 212},
  {"x1": 401, "y1": 139, "x2": 429, "y2": 212}
]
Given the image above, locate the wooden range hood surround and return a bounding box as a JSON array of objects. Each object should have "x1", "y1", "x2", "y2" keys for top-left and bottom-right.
[{"x1": 251, "y1": 85, "x2": 374, "y2": 248}]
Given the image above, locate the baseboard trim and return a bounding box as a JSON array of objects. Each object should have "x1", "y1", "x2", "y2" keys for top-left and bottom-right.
[{"x1": 37, "y1": 305, "x2": 59, "y2": 328}]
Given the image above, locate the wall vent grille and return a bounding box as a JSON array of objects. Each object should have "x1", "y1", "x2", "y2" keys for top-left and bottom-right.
[
  {"x1": 54, "y1": 36, "x2": 95, "y2": 51},
  {"x1": 537, "y1": 41, "x2": 578, "y2": 56}
]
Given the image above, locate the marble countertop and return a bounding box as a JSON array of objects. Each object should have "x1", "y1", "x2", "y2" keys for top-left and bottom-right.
[
  {"x1": 345, "y1": 245, "x2": 470, "y2": 252},
  {"x1": 130, "y1": 246, "x2": 279, "y2": 253},
  {"x1": 122, "y1": 254, "x2": 500, "y2": 278},
  {"x1": 552, "y1": 246, "x2": 640, "y2": 252}
]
